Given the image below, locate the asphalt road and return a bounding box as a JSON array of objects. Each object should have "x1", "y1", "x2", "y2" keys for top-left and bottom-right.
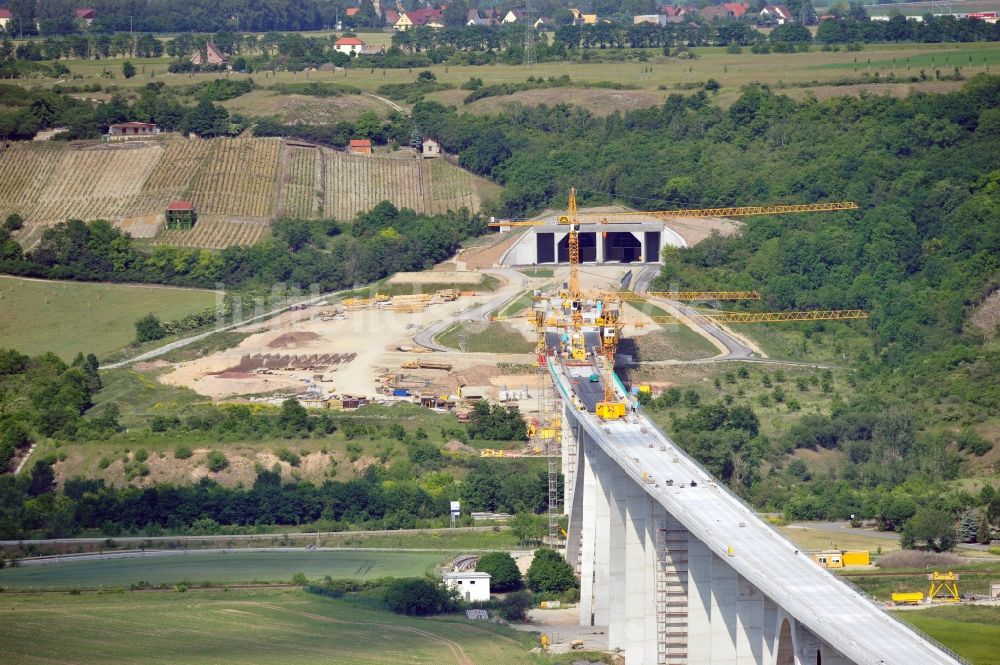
[{"x1": 412, "y1": 268, "x2": 526, "y2": 351}]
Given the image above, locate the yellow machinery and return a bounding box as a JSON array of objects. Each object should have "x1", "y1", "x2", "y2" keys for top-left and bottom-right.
[
  {"x1": 490, "y1": 201, "x2": 858, "y2": 228},
  {"x1": 928, "y1": 572, "x2": 960, "y2": 602},
  {"x1": 512, "y1": 190, "x2": 866, "y2": 420},
  {"x1": 891, "y1": 592, "x2": 925, "y2": 605}
]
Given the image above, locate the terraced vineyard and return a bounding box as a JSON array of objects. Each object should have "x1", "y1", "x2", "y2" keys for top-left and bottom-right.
[
  {"x1": 322, "y1": 150, "x2": 499, "y2": 221},
  {"x1": 279, "y1": 145, "x2": 320, "y2": 218},
  {"x1": 0, "y1": 137, "x2": 499, "y2": 250},
  {"x1": 155, "y1": 217, "x2": 271, "y2": 249},
  {"x1": 323, "y1": 149, "x2": 425, "y2": 220},
  {"x1": 188, "y1": 138, "x2": 281, "y2": 217}
]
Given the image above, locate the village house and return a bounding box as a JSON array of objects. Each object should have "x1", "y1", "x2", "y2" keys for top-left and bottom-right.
[
  {"x1": 348, "y1": 138, "x2": 372, "y2": 155},
  {"x1": 394, "y1": 8, "x2": 443, "y2": 31},
  {"x1": 334, "y1": 36, "x2": 365, "y2": 55},
  {"x1": 0, "y1": 8, "x2": 11, "y2": 30},
  {"x1": 760, "y1": 5, "x2": 794, "y2": 24},
  {"x1": 107, "y1": 121, "x2": 159, "y2": 141},
  {"x1": 466, "y1": 8, "x2": 499, "y2": 26},
  {"x1": 190, "y1": 42, "x2": 230, "y2": 67},
  {"x1": 74, "y1": 7, "x2": 95, "y2": 25},
  {"x1": 633, "y1": 14, "x2": 668, "y2": 26},
  {"x1": 569, "y1": 8, "x2": 597, "y2": 25},
  {"x1": 701, "y1": 2, "x2": 750, "y2": 21},
  {"x1": 533, "y1": 16, "x2": 551, "y2": 29},
  {"x1": 383, "y1": 9, "x2": 399, "y2": 24},
  {"x1": 502, "y1": 9, "x2": 524, "y2": 24}
]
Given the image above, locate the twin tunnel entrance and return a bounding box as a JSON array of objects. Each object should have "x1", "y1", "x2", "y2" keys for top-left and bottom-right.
[{"x1": 535, "y1": 231, "x2": 661, "y2": 264}]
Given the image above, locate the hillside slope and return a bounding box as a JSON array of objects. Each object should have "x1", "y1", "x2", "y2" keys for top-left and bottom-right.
[{"x1": 0, "y1": 138, "x2": 500, "y2": 250}]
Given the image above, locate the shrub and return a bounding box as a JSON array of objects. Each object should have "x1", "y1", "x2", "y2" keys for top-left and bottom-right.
[
  {"x1": 205, "y1": 450, "x2": 229, "y2": 472},
  {"x1": 291, "y1": 572, "x2": 308, "y2": 585},
  {"x1": 525, "y1": 549, "x2": 577, "y2": 594},
  {"x1": 499, "y1": 590, "x2": 534, "y2": 621},
  {"x1": 134, "y1": 448, "x2": 148, "y2": 463},
  {"x1": 276, "y1": 447, "x2": 301, "y2": 467},
  {"x1": 476, "y1": 552, "x2": 522, "y2": 592},
  {"x1": 134, "y1": 313, "x2": 166, "y2": 343},
  {"x1": 174, "y1": 445, "x2": 193, "y2": 460},
  {"x1": 385, "y1": 578, "x2": 454, "y2": 616}
]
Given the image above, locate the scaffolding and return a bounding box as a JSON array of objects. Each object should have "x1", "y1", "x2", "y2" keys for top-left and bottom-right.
[
  {"x1": 533, "y1": 349, "x2": 563, "y2": 545},
  {"x1": 656, "y1": 521, "x2": 689, "y2": 665}
]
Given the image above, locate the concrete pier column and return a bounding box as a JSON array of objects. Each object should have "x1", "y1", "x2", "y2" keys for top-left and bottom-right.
[
  {"x1": 687, "y1": 535, "x2": 713, "y2": 665},
  {"x1": 735, "y1": 574, "x2": 764, "y2": 665},
  {"x1": 710, "y1": 552, "x2": 739, "y2": 665},
  {"x1": 592, "y1": 442, "x2": 612, "y2": 627},
  {"x1": 577, "y1": 435, "x2": 599, "y2": 625},
  {"x1": 606, "y1": 458, "x2": 627, "y2": 649},
  {"x1": 623, "y1": 477, "x2": 649, "y2": 662}
]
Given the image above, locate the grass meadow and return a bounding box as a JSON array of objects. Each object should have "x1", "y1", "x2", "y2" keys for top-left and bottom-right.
[
  {"x1": 893, "y1": 606, "x2": 1000, "y2": 665},
  {"x1": 0, "y1": 588, "x2": 539, "y2": 664},
  {"x1": 0, "y1": 549, "x2": 446, "y2": 591},
  {"x1": 0, "y1": 276, "x2": 219, "y2": 360}
]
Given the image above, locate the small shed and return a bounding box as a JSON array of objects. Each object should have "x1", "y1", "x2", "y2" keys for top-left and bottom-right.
[
  {"x1": 444, "y1": 571, "x2": 491, "y2": 602},
  {"x1": 990, "y1": 581, "x2": 1000, "y2": 598},
  {"x1": 348, "y1": 139, "x2": 372, "y2": 155},
  {"x1": 165, "y1": 201, "x2": 197, "y2": 229},
  {"x1": 421, "y1": 138, "x2": 441, "y2": 159}
]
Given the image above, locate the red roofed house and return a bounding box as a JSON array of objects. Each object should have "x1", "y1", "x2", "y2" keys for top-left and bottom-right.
[
  {"x1": 701, "y1": 2, "x2": 750, "y2": 20},
  {"x1": 190, "y1": 42, "x2": 230, "y2": 67},
  {"x1": 760, "y1": 5, "x2": 794, "y2": 24},
  {"x1": 348, "y1": 139, "x2": 372, "y2": 155},
  {"x1": 0, "y1": 8, "x2": 12, "y2": 30},
  {"x1": 384, "y1": 9, "x2": 399, "y2": 24},
  {"x1": 165, "y1": 201, "x2": 197, "y2": 229},
  {"x1": 107, "y1": 121, "x2": 159, "y2": 141},
  {"x1": 334, "y1": 36, "x2": 366, "y2": 55},
  {"x1": 345, "y1": 7, "x2": 359, "y2": 16},
  {"x1": 74, "y1": 7, "x2": 95, "y2": 23},
  {"x1": 395, "y1": 8, "x2": 443, "y2": 31}
]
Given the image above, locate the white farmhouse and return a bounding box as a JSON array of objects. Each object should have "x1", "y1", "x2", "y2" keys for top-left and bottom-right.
[{"x1": 444, "y1": 571, "x2": 491, "y2": 602}]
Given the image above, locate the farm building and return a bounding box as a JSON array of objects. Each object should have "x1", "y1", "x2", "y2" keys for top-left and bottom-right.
[
  {"x1": 421, "y1": 138, "x2": 441, "y2": 159},
  {"x1": 165, "y1": 201, "x2": 197, "y2": 229},
  {"x1": 348, "y1": 139, "x2": 372, "y2": 155},
  {"x1": 0, "y1": 8, "x2": 11, "y2": 30},
  {"x1": 443, "y1": 571, "x2": 491, "y2": 602},
  {"x1": 107, "y1": 122, "x2": 159, "y2": 141},
  {"x1": 190, "y1": 42, "x2": 229, "y2": 67}
]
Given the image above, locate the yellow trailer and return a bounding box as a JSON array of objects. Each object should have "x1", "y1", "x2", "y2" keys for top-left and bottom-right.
[{"x1": 891, "y1": 592, "x2": 924, "y2": 605}]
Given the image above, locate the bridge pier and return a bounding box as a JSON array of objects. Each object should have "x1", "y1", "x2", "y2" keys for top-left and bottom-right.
[{"x1": 567, "y1": 420, "x2": 858, "y2": 665}]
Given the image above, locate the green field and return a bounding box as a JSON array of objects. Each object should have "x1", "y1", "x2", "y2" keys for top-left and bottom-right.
[
  {"x1": 893, "y1": 606, "x2": 1000, "y2": 665},
  {"x1": 0, "y1": 550, "x2": 446, "y2": 591},
  {"x1": 38, "y1": 43, "x2": 1000, "y2": 117},
  {"x1": 0, "y1": 276, "x2": 218, "y2": 360},
  {"x1": 436, "y1": 321, "x2": 536, "y2": 353},
  {"x1": 0, "y1": 588, "x2": 538, "y2": 664}
]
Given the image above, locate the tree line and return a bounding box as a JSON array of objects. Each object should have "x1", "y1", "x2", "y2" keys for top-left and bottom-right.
[{"x1": 0, "y1": 204, "x2": 488, "y2": 292}]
